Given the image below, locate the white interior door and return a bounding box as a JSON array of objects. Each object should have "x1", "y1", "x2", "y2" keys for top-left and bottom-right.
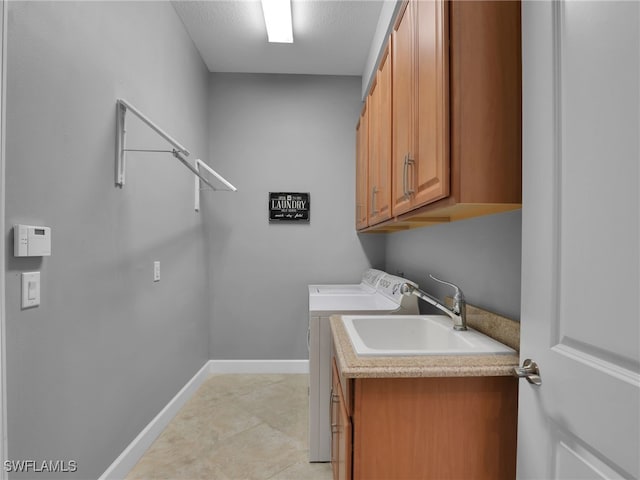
[
  {"x1": 0, "y1": 1, "x2": 7, "y2": 477},
  {"x1": 518, "y1": 1, "x2": 640, "y2": 478}
]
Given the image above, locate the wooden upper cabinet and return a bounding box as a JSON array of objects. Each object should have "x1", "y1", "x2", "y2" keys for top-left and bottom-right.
[
  {"x1": 392, "y1": 0, "x2": 449, "y2": 217},
  {"x1": 450, "y1": 0, "x2": 522, "y2": 205},
  {"x1": 355, "y1": 104, "x2": 368, "y2": 230},
  {"x1": 414, "y1": 0, "x2": 449, "y2": 208},
  {"x1": 367, "y1": 77, "x2": 380, "y2": 223},
  {"x1": 358, "y1": 0, "x2": 522, "y2": 232},
  {"x1": 391, "y1": 1, "x2": 415, "y2": 217},
  {"x1": 368, "y1": 42, "x2": 392, "y2": 226}
]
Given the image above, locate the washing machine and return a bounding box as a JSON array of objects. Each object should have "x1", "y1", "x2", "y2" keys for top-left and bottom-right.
[
  {"x1": 307, "y1": 272, "x2": 419, "y2": 462},
  {"x1": 308, "y1": 268, "x2": 385, "y2": 295}
]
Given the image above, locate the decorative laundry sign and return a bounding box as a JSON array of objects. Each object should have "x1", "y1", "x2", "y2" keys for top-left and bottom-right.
[{"x1": 269, "y1": 192, "x2": 310, "y2": 223}]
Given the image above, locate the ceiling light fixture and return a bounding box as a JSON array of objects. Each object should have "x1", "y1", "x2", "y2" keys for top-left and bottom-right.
[{"x1": 261, "y1": 0, "x2": 293, "y2": 43}]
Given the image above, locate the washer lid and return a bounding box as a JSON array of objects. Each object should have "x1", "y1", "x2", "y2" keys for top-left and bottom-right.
[
  {"x1": 308, "y1": 293, "x2": 399, "y2": 312},
  {"x1": 308, "y1": 269, "x2": 386, "y2": 296}
]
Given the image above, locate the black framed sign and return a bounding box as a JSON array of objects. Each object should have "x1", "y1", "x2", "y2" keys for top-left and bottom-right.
[{"x1": 269, "y1": 192, "x2": 310, "y2": 223}]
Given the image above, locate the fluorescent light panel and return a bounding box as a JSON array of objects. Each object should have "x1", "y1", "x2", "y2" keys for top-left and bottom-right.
[{"x1": 261, "y1": 0, "x2": 293, "y2": 43}]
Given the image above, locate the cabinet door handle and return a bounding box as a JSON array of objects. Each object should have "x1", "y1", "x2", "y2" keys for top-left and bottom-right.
[
  {"x1": 330, "y1": 388, "x2": 340, "y2": 434},
  {"x1": 406, "y1": 154, "x2": 415, "y2": 195},
  {"x1": 371, "y1": 186, "x2": 378, "y2": 215},
  {"x1": 402, "y1": 154, "x2": 409, "y2": 198}
]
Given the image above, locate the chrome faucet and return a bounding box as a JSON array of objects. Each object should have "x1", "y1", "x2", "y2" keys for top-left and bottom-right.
[{"x1": 400, "y1": 275, "x2": 467, "y2": 331}]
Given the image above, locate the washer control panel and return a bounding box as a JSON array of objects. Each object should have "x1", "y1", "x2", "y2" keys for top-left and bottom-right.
[
  {"x1": 362, "y1": 269, "x2": 385, "y2": 288},
  {"x1": 377, "y1": 274, "x2": 418, "y2": 304}
]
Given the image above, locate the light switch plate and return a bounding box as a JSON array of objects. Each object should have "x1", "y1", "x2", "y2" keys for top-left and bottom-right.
[
  {"x1": 22, "y1": 271, "x2": 40, "y2": 308},
  {"x1": 153, "y1": 261, "x2": 160, "y2": 282}
]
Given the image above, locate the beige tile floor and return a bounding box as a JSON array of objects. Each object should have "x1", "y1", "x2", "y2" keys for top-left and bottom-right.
[{"x1": 126, "y1": 374, "x2": 333, "y2": 480}]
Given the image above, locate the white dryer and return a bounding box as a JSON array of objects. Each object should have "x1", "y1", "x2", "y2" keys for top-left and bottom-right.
[{"x1": 307, "y1": 273, "x2": 419, "y2": 462}]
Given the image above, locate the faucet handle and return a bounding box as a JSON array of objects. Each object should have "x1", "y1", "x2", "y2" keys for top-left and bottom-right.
[{"x1": 429, "y1": 274, "x2": 465, "y2": 302}]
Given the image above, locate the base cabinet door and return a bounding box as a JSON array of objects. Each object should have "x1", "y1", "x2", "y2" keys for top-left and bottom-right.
[
  {"x1": 351, "y1": 376, "x2": 518, "y2": 479},
  {"x1": 331, "y1": 359, "x2": 352, "y2": 480}
]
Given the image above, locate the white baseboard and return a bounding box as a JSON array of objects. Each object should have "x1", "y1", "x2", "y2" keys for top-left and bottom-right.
[
  {"x1": 99, "y1": 359, "x2": 309, "y2": 479},
  {"x1": 98, "y1": 361, "x2": 211, "y2": 480},
  {"x1": 209, "y1": 359, "x2": 309, "y2": 374}
]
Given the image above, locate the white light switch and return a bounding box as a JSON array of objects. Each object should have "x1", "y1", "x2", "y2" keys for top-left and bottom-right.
[
  {"x1": 22, "y1": 271, "x2": 40, "y2": 308},
  {"x1": 153, "y1": 261, "x2": 160, "y2": 282},
  {"x1": 28, "y1": 281, "x2": 37, "y2": 300}
]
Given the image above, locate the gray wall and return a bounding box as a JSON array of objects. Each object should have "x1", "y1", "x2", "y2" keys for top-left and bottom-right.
[
  {"x1": 385, "y1": 210, "x2": 522, "y2": 321},
  {"x1": 5, "y1": 2, "x2": 210, "y2": 478},
  {"x1": 204, "y1": 73, "x2": 385, "y2": 360}
]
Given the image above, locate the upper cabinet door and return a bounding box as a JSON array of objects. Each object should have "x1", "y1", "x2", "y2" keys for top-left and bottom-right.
[
  {"x1": 391, "y1": 1, "x2": 415, "y2": 217},
  {"x1": 392, "y1": 0, "x2": 449, "y2": 217},
  {"x1": 368, "y1": 42, "x2": 392, "y2": 226},
  {"x1": 355, "y1": 104, "x2": 368, "y2": 230},
  {"x1": 414, "y1": 0, "x2": 449, "y2": 208},
  {"x1": 367, "y1": 76, "x2": 380, "y2": 223}
]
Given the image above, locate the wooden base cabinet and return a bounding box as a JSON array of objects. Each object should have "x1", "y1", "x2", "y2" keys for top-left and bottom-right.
[{"x1": 332, "y1": 357, "x2": 518, "y2": 480}]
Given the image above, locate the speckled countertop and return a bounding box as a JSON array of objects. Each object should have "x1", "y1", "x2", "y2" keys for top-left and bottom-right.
[{"x1": 330, "y1": 308, "x2": 520, "y2": 379}]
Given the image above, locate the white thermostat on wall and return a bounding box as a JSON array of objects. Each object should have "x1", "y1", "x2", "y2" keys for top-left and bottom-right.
[{"x1": 13, "y1": 224, "x2": 51, "y2": 257}]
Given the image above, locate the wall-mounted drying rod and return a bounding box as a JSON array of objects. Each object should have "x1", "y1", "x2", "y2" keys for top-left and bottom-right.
[{"x1": 115, "y1": 99, "x2": 237, "y2": 206}]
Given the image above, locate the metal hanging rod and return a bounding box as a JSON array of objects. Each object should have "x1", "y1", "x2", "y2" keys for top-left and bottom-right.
[
  {"x1": 123, "y1": 149, "x2": 174, "y2": 153},
  {"x1": 196, "y1": 159, "x2": 237, "y2": 191},
  {"x1": 115, "y1": 99, "x2": 236, "y2": 205}
]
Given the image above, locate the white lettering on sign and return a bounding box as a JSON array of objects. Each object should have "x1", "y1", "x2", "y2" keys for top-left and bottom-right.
[{"x1": 270, "y1": 200, "x2": 307, "y2": 210}]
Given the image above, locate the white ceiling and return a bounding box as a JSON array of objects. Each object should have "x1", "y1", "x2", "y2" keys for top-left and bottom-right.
[{"x1": 172, "y1": 0, "x2": 385, "y2": 76}]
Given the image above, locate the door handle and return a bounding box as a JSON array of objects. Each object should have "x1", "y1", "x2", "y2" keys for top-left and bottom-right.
[
  {"x1": 513, "y1": 358, "x2": 542, "y2": 386},
  {"x1": 402, "y1": 154, "x2": 409, "y2": 198},
  {"x1": 406, "y1": 154, "x2": 415, "y2": 195},
  {"x1": 371, "y1": 186, "x2": 378, "y2": 215}
]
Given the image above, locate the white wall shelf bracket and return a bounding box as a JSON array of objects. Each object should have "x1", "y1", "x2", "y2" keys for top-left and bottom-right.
[
  {"x1": 115, "y1": 99, "x2": 236, "y2": 210},
  {"x1": 194, "y1": 159, "x2": 237, "y2": 212}
]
